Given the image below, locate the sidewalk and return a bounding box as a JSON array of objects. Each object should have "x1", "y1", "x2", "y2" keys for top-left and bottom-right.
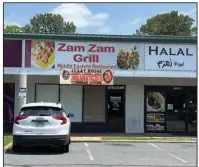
[
  {"x1": 71, "y1": 132, "x2": 196, "y2": 137},
  {"x1": 71, "y1": 133, "x2": 173, "y2": 137},
  {"x1": 71, "y1": 133, "x2": 197, "y2": 143}
]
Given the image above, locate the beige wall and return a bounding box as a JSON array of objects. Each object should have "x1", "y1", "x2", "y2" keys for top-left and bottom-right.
[{"x1": 83, "y1": 86, "x2": 106, "y2": 122}]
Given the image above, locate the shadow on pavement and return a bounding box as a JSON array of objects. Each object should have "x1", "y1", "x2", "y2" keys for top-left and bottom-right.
[{"x1": 5, "y1": 146, "x2": 65, "y2": 155}]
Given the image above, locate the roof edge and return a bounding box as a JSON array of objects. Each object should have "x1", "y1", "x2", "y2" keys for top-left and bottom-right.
[{"x1": 3, "y1": 33, "x2": 197, "y2": 44}]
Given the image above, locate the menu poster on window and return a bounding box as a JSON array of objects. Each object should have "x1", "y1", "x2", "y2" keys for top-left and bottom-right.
[
  {"x1": 110, "y1": 96, "x2": 121, "y2": 111},
  {"x1": 146, "y1": 92, "x2": 165, "y2": 112},
  {"x1": 146, "y1": 123, "x2": 165, "y2": 131},
  {"x1": 146, "y1": 113, "x2": 165, "y2": 123}
]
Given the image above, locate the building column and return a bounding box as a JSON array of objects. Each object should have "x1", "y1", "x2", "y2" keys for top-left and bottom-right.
[
  {"x1": 17, "y1": 39, "x2": 27, "y2": 115},
  {"x1": 17, "y1": 74, "x2": 27, "y2": 115}
]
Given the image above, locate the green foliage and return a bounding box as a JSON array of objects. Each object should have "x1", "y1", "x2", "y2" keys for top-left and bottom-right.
[
  {"x1": 4, "y1": 25, "x2": 23, "y2": 33},
  {"x1": 5, "y1": 13, "x2": 76, "y2": 34},
  {"x1": 136, "y1": 11, "x2": 195, "y2": 36},
  {"x1": 191, "y1": 27, "x2": 197, "y2": 36},
  {"x1": 25, "y1": 13, "x2": 76, "y2": 34}
]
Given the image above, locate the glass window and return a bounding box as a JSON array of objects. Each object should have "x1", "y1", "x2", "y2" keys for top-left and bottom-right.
[
  {"x1": 187, "y1": 113, "x2": 197, "y2": 132},
  {"x1": 186, "y1": 90, "x2": 197, "y2": 112},
  {"x1": 108, "y1": 94, "x2": 123, "y2": 118},
  {"x1": 20, "y1": 106, "x2": 63, "y2": 116},
  {"x1": 145, "y1": 89, "x2": 166, "y2": 132},
  {"x1": 166, "y1": 113, "x2": 186, "y2": 132},
  {"x1": 146, "y1": 92, "x2": 165, "y2": 112},
  {"x1": 166, "y1": 88, "x2": 186, "y2": 112}
]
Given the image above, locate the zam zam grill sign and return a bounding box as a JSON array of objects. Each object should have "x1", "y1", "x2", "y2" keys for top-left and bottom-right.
[
  {"x1": 55, "y1": 42, "x2": 116, "y2": 69},
  {"x1": 144, "y1": 44, "x2": 196, "y2": 71}
]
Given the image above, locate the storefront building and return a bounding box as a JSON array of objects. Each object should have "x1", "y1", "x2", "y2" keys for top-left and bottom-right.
[{"x1": 4, "y1": 33, "x2": 197, "y2": 134}]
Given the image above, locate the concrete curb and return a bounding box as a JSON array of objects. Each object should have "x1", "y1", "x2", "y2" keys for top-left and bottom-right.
[
  {"x1": 4, "y1": 143, "x2": 12, "y2": 152},
  {"x1": 71, "y1": 140, "x2": 196, "y2": 143}
]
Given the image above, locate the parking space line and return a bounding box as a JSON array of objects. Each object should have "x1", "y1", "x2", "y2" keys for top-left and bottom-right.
[
  {"x1": 84, "y1": 142, "x2": 94, "y2": 161},
  {"x1": 149, "y1": 143, "x2": 163, "y2": 151},
  {"x1": 168, "y1": 152, "x2": 187, "y2": 163},
  {"x1": 149, "y1": 143, "x2": 188, "y2": 163},
  {"x1": 86, "y1": 149, "x2": 94, "y2": 161}
]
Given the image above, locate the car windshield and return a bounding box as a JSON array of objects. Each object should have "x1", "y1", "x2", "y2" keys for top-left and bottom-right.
[{"x1": 19, "y1": 106, "x2": 62, "y2": 116}]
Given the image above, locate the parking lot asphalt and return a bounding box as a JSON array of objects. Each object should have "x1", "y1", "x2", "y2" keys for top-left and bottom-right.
[{"x1": 4, "y1": 142, "x2": 196, "y2": 167}]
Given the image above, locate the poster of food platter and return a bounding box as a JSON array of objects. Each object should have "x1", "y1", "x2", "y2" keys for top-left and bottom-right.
[
  {"x1": 146, "y1": 92, "x2": 165, "y2": 112},
  {"x1": 146, "y1": 113, "x2": 165, "y2": 123},
  {"x1": 146, "y1": 123, "x2": 165, "y2": 131},
  {"x1": 31, "y1": 41, "x2": 55, "y2": 68},
  {"x1": 117, "y1": 46, "x2": 140, "y2": 70},
  {"x1": 60, "y1": 68, "x2": 114, "y2": 85}
]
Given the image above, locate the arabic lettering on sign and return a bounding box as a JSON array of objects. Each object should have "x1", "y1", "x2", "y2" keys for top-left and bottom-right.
[
  {"x1": 157, "y1": 59, "x2": 185, "y2": 69},
  {"x1": 144, "y1": 44, "x2": 196, "y2": 71}
]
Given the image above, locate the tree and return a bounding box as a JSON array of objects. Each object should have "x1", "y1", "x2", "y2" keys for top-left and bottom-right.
[
  {"x1": 191, "y1": 27, "x2": 197, "y2": 36},
  {"x1": 25, "y1": 13, "x2": 76, "y2": 34},
  {"x1": 4, "y1": 13, "x2": 76, "y2": 34},
  {"x1": 23, "y1": 24, "x2": 32, "y2": 33},
  {"x1": 4, "y1": 25, "x2": 23, "y2": 33},
  {"x1": 136, "y1": 11, "x2": 194, "y2": 36}
]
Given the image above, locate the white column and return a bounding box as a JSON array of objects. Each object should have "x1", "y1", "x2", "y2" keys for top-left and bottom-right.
[
  {"x1": 21, "y1": 39, "x2": 25, "y2": 67},
  {"x1": 125, "y1": 85, "x2": 144, "y2": 133},
  {"x1": 17, "y1": 74, "x2": 27, "y2": 115},
  {"x1": 17, "y1": 40, "x2": 27, "y2": 115}
]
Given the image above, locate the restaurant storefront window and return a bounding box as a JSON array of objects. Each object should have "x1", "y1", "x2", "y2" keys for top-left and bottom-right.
[
  {"x1": 145, "y1": 86, "x2": 197, "y2": 133},
  {"x1": 186, "y1": 89, "x2": 197, "y2": 132}
]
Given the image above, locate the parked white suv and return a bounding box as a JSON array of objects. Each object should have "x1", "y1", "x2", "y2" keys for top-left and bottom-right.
[{"x1": 13, "y1": 102, "x2": 71, "y2": 153}]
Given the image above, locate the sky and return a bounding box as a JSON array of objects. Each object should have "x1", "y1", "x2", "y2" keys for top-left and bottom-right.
[{"x1": 4, "y1": 2, "x2": 197, "y2": 35}]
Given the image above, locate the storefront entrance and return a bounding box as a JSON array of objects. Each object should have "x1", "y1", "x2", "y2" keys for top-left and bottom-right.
[
  {"x1": 106, "y1": 86, "x2": 125, "y2": 132},
  {"x1": 145, "y1": 86, "x2": 197, "y2": 134},
  {"x1": 166, "y1": 87, "x2": 197, "y2": 133}
]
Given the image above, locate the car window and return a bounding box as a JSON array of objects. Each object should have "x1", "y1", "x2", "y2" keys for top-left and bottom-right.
[
  {"x1": 19, "y1": 106, "x2": 63, "y2": 116},
  {"x1": 61, "y1": 105, "x2": 66, "y2": 113}
]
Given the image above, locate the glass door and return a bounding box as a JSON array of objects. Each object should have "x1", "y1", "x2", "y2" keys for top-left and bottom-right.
[
  {"x1": 106, "y1": 86, "x2": 125, "y2": 132},
  {"x1": 166, "y1": 87, "x2": 187, "y2": 132},
  {"x1": 186, "y1": 88, "x2": 197, "y2": 133}
]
